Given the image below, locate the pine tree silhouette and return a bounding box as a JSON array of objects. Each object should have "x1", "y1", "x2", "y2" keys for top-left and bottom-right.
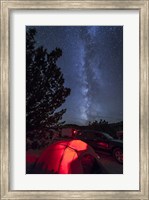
[{"x1": 26, "y1": 28, "x2": 71, "y2": 149}]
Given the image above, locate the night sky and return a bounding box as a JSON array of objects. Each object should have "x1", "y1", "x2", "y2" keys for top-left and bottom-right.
[{"x1": 33, "y1": 26, "x2": 123, "y2": 125}]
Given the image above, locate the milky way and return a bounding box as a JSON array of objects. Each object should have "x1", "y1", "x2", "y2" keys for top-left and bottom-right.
[{"x1": 33, "y1": 26, "x2": 123, "y2": 125}]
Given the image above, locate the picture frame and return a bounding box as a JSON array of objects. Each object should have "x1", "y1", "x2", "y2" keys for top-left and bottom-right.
[{"x1": 0, "y1": 0, "x2": 148, "y2": 199}]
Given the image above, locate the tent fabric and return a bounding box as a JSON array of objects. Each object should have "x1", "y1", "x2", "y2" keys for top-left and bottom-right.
[{"x1": 32, "y1": 140, "x2": 106, "y2": 174}]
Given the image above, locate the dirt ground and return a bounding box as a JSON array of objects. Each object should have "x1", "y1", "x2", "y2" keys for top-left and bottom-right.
[{"x1": 96, "y1": 151, "x2": 123, "y2": 174}]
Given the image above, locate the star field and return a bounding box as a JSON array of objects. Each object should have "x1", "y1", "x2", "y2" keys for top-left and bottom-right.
[{"x1": 33, "y1": 26, "x2": 123, "y2": 125}]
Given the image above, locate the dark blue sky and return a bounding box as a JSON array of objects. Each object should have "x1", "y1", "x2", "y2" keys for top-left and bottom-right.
[{"x1": 33, "y1": 26, "x2": 123, "y2": 125}]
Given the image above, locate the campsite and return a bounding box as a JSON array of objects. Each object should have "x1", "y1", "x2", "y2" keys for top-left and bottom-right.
[
  {"x1": 26, "y1": 126, "x2": 123, "y2": 174},
  {"x1": 26, "y1": 26, "x2": 123, "y2": 175}
]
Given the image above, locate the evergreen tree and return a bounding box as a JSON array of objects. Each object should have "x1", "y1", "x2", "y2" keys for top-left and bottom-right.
[{"x1": 26, "y1": 28, "x2": 71, "y2": 149}]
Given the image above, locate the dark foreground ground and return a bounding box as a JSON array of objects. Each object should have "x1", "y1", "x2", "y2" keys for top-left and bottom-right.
[{"x1": 96, "y1": 151, "x2": 123, "y2": 174}]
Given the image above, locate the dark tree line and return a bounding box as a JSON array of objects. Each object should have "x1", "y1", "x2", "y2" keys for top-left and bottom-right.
[
  {"x1": 26, "y1": 28, "x2": 71, "y2": 149},
  {"x1": 87, "y1": 120, "x2": 123, "y2": 138}
]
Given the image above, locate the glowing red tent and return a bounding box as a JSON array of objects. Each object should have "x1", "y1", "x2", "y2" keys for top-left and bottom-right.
[{"x1": 32, "y1": 140, "x2": 107, "y2": 174}]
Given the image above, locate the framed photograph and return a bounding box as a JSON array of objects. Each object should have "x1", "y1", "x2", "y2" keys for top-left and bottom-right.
[{"x1": 0, "y1": 0, "x2": 148, "y2": 199}]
